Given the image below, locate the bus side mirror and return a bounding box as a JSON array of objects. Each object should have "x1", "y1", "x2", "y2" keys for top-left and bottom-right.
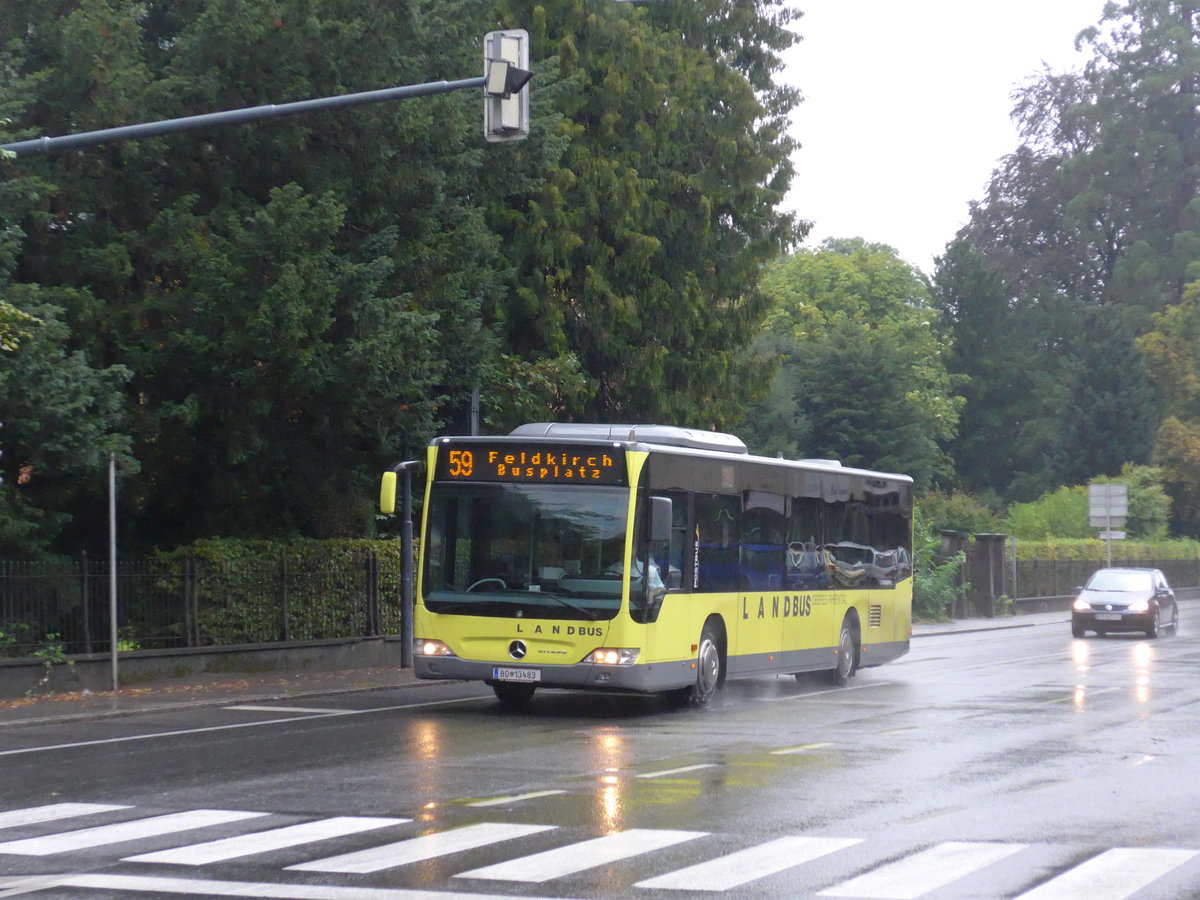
[
  {"x1": 380, "y1": 471, "x2": 398, "y2": 515},
  {"x1": 649, "y1": 496, "x2": 672, "y2": 543}
]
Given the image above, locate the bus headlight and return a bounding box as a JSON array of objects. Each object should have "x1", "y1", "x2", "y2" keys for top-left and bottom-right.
[
  {"x1": 589, "y1": 648, "x2": 640, "y2": 666},
  {"x1": 415, "y1": 638, "x2": 455, "y2": 657}
]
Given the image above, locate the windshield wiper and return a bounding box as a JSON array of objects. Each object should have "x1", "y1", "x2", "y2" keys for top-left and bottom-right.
[{"x1": 532, "y1": 588, "x2": 600, "y2": 620}]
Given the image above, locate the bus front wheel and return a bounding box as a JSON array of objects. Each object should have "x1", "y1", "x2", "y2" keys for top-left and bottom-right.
[
  {"x1": 830, "y1": 617, "x2": 860, "y2": 686},
  {"x1": 685, "y1": 622, "x2": 723, "y2": 705}
]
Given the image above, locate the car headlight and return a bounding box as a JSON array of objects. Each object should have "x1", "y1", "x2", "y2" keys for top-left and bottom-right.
[
  {"x1": 415, "y1": 638, "x2": 455, "y2": 657},
  {"x1": 1127, "y1": 599, "x2": 1150, "y2": 613},
  {"x1": 588, "y1": 648, "x2": 640, "y2": 666},
  {"x1": 1073, "y1": 597, "x2": 1091, "y2": 611}
]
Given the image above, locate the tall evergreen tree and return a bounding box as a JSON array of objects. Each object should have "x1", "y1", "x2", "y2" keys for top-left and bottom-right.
[
  {"x1": 486, "y1": 0, "x2": 803, "y2": 428},
  {"x1": 2, "y1": 0, "x2": 805, "y2": 552},
  {"x1": 930, "y1": 240, "x2": 1052, "y2": 501},
  {"x1": 1, "y1": 0, "x2": 497, "y2": 549}
]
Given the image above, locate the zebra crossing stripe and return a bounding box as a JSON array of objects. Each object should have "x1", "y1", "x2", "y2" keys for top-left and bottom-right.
[
  {"x1": 0, "y1": 803, "x2": 130, "y2": 830},
  {"x1": 635, "y1": 835, "x2": 863, "y2": 891},
  {"x1": 1014, "y1": 847, "x2": 1200, "y2": 900},
  {"x1": 122, "y1": 816, "x2": 408, "y2": 865},
  {"x1": 55, "y1": 873, "x2": 586, "y2": 899},
  {"x1": 818, "y1": 841, "x2": 1026, "y2": 899},
  {"x1": 288, "y1": 822, "x2": 556, "y2": 874},
  {"x1": 0, "y1": 809, "x2": 269, "y2": 856},
  {"x1": 455, "y1": 828, "x2": 707, "y2": 883}
]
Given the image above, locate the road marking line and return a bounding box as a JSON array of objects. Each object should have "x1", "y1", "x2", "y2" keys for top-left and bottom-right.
[
  {"x1": 1038, "y1": 686, "x2": 1117, "y2": 706},
  {"x1": 818, "y1": 841, "x2": 1026, "y2": 899},
  {"x1": 123, "y1": 816, "x2": 406, "y2": 865},
  {"x1": 50, "y1": 873, "x2": 587, "y2": 899},
  {"x1": 0, "y1": 803, "x2": 129, "y2": 831},
  {"x1": 223, "y1": 706, "x2": 355, "y2": 715},
  {"x1": 636, "y1": 764, "x2": 716, "y2": 779},
  {"x1": 0, "y1": 810, "x2": 268, "y2": 856},
  {"x1": 636, "y1": 835, "x2": 862, "y2": 891},
  {"x1": 0, "y1": 695, "x2": 485, "y2": 758},
  {"x1": 771, "y1": 742, "x2": 832, "y2": 755},
  {"x1": 289, "y1": 823, "x2": 555, "y2": 875},
  {"x1": 1014, "y1": 847, "x2": 1199, "y2": 900},
  {"x1": 467, "y1": 791, "x2": 566, "y2": 807},
  {"x1": 759, "y1": 681, "x2": 894, "y2": 702},
  {"x1": 455, "y1": 828, "x2": 706, "y2": 883}
]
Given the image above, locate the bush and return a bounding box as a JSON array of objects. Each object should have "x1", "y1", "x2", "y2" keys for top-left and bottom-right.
[
  {"x1": 912, "y1": 504, "x2": 967, "y2": 620},
  {"x1": 918, "y1": 489, "x2": 1003, "y2": 535}
]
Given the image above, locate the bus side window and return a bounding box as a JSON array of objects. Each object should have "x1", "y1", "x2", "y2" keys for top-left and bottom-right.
[
  {"x1": 667, "y1": 492, "x2": 689, "y2": 590},
  {"x1": 742, "y1": 492, "x2": 787, "y2": 590},
  {"x1": 696, "y1": 493, "x2": 740, "y2": 592}
]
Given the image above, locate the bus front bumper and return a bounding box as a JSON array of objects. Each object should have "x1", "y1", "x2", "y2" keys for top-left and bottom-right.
[{"x1": 414, "y1": 655, "x2": 694, "y2": 694}]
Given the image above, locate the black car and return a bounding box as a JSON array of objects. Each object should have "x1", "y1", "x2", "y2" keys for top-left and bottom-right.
[{"x1": 1071, "y1": 567, "x2": 1179, "y2": 638}]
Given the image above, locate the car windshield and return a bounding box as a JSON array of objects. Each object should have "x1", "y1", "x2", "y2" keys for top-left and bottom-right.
[
  {"x1": 1086, "y1": 570, "x2": 1153, "y2": 592},
  {"x1": 422, "y1": 482, "x2": 631, "y2": 620}
]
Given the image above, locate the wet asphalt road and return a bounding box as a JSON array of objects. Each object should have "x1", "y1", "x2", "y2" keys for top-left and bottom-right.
[{"x1": 2, "y1": 604, "x2": 1200, "y2": 899}]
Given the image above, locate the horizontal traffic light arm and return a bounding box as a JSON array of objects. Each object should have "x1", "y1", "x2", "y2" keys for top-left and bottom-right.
[{"x1": 2, "y1": 76, "x2": 488, "y2": 156}]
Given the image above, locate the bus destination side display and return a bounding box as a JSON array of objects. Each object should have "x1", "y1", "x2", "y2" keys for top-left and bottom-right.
[{"x1": 436, "y1": 443, "x2": 627, "y2": 485}]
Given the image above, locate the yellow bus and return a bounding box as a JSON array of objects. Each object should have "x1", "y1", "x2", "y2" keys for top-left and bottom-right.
[{"x1": 381, "y1": 423, "x2": 912, "y2": 708}]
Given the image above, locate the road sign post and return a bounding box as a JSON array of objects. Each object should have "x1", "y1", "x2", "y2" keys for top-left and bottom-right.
[{"x1": 1089, "y1": 483, "x2": 1127, "y2": 567}]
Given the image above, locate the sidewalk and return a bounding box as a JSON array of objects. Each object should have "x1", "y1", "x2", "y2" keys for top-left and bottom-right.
[
  {"x1": 912, "y1": 609, "x2": 1067, "y2": 636},
  {"x1": 0, "y1": 665, "x2": 425, "y2": 728},
  {"x1": 0, "y1": 613, "x2": 1067, "y2": 727}
]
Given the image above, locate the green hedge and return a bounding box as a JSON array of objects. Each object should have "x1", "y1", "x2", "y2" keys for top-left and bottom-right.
[
  {"x1": 155, "y1": 538, "x2": 411, "y2": 645},
  {"x1": 1012, "y1": 539, "x2": 1200, "y2": 561}
]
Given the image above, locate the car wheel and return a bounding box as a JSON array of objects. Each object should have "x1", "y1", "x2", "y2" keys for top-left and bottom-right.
[
  {"x1": 829, "y1": 616, "x2": 859, "y2": 686},
  {"x1": 1170, "y1": 604, "x2": 1180, "y2": 635},
  {"x1": 1146, "y1": 613, "x2": 1159, "y2": 639},
  {"x1": 1072, "y1": 621, "x2": 1086, "y2": 638},
  {"x1": 493, "y1": 681, "x2": 536, "y2": 709}
]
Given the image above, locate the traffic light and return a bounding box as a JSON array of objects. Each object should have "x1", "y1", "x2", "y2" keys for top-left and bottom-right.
[{"x1": 484, "y1": 29, "x2": 531, "y2": 142}]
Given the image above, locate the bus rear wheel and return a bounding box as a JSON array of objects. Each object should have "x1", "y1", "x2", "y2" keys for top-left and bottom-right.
[
  {"x1": 829, "y1": 617, "x2": 859, "y2": 686},
  {"x1": 492, "y1": 681, "x2": 536, "y2": 709}
]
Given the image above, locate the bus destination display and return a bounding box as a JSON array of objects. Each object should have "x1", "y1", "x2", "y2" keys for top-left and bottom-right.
[{"x1": 436, "y1": 442, "x2": 627, "y2": 485}]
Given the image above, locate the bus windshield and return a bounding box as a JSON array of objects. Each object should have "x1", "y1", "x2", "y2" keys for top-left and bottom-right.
[{"x1": 423, "y1": 483, "x2": 631, "y2": 620}]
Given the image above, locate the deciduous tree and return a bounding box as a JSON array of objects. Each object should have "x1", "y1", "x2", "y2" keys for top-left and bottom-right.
[{"x1": 741, "y1": 240, "x2": 962, "y2": 489}]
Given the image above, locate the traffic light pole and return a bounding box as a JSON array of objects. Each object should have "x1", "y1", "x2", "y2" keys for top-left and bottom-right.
[{"x1": 2, "y1": 77, "x2": 487, "y2": 156}]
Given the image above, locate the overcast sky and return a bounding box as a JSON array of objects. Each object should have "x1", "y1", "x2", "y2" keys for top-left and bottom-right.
[{"x1": 780, "y1": 0, "x2": 1109, "y2": 273}]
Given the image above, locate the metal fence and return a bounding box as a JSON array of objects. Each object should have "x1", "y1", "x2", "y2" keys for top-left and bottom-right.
[
  {"x1": 6, "y1": 551, "x2": 1200, "y2": 658},
  {"x1": 0, "y1": 552, "x2": 404, "y2": 657},
  {"x1": 1013, "y1": 556, "x2": 1200, "y2": 600}
]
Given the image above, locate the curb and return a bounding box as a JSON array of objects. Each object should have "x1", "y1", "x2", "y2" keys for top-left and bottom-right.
[
  {"x1": 0, "y1": 672, "x2": 431, "y2": 729},
  {"x1": 913, "y1": 617, "x2": 1067, "y2": 638}
]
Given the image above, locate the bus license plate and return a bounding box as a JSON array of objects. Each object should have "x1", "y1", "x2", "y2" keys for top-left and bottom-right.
[
  {"x1": 1095, "y1": 613, "x2": 1121, "y2": 621},
  {"x1": 493, "y1": 666, "x2": 541, "y2": 683}
]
